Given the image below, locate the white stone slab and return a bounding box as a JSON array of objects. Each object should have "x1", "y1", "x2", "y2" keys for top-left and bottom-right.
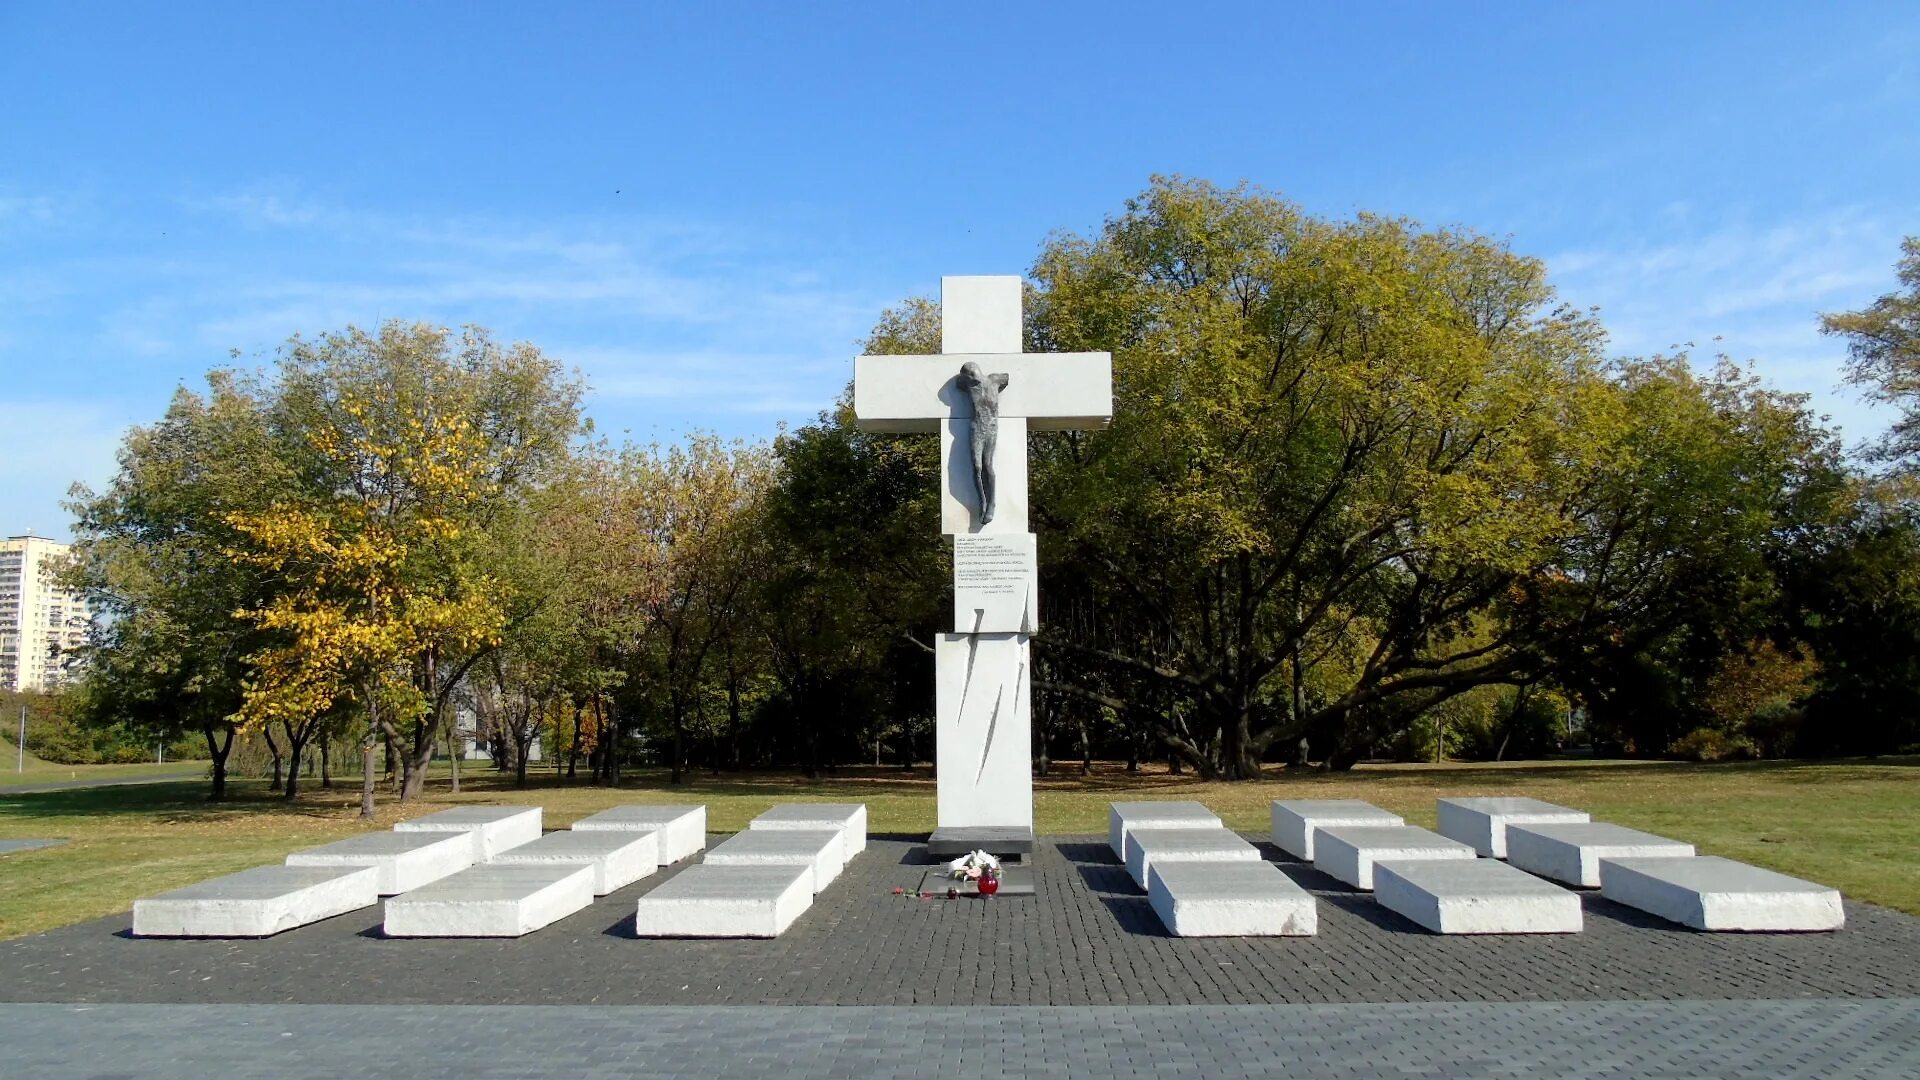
[
  {"x1": 1435, "y1": 797, "x2": 1590, "y2": 858},
  {"x1": 1599, "y1": 855, "x2": 1844, "y2": 931},
  {"x1": 1146, "y1": 860, "x2": 1317, "y2": 937},
  {"x1": 132, "y1": 865, "x2": 378, "y2": 938},
  {"x1": 703, "y1": 829, "x2": 842, "y2": 892},
  {"x1": 633, "y1": 864, "x2": 814, "y2": 938},
  {"x1": 749, "y1": 803, "x2": 868, "y2": 855},
  {"x1": 393, "y1": 806, "x2": 543, "y2": 859},
  {"x1": 1506, "y1": 822, "x2": 1695, "y2": 887},
  {"x1": 853, "y1": 353, "x2": 1114, "y2": 433},
  {"x1": 935, "y1": 631, "x2": 1032, "y2": 832},
  {"x1": 382, "y1": 863, "x2": 595, "y2": 937},
  {"x1": 1313, "y1": 826, "x2": 1476, "y2": 890},
  {"x1": 488, "y1": 829, "x2": 659, "y2": 894},
  {"x1": 1270, "y1": 800, "x2": 1404, "y2": 861},
  {"x1": 1374, "y1": 858, "x2": 1583, "y2": 934},
  {"x1": 569, "y1": 805, "x2": 707, "y2": 864},
  {"x1": 1122, "y1": 827, "x2": 1260, "y2": 890},
  {"x1": 285, "y1": 830, "x2": 479, "y2": 894},
  {"x1": 952, "y1": 531, "x2": 1037, "y2": 630},
  {"x1": 1107, "y1": 801, "x2": 1223, "y2": 859},
  {"x1": 941, "y1": 275, "x2": 1024, "y2": 354}
]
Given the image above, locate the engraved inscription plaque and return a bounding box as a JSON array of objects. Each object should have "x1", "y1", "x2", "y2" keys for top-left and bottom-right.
[{"x1": 953, "y1": 533, "x2": 1038, "y2": 634}]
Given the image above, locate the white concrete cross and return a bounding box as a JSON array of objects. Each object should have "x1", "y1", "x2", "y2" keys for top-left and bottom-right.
[{"x1": 854, "y1": 276, "x2": 1112, "y2": 837}]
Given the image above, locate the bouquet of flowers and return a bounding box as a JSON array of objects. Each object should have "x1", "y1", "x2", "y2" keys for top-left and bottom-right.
[{"x1": 946, "y1": 849, "x2": 1001, "y2": 882}]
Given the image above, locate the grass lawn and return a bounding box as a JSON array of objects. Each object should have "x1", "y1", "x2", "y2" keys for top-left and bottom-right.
[
  {"x1": 0, "y1": 736, "x2": 204, "y2": 784},
  {"x1": 1, "y1": 756, "x2": 1914, "y2": 940}
]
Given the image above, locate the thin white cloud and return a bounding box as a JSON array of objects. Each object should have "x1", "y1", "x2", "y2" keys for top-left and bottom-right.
[{"x1": 1546, "y1": 205, "x2": 1914, "y2": 438}]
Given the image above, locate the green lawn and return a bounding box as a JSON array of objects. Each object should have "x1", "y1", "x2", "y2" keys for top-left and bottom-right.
[
  {"x1": 1, "y1": 756, "x2": 1914, "y2": 940},
  {"x1": 0, "y1": 736, "x2": 205, "y2": 784}
]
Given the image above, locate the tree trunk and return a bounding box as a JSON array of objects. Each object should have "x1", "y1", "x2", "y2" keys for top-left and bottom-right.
[
  {"x1": 449, "y1": 724, "x2": 461, "y2": 794},
  {"x1": 202, "y1": 724, "x2": 232, "y2": 802},
  {"x1": 726, "y1": 670, "x2": 744, "y2": 771},
  {"x1": 600, "y1": 695, "x2": 621, "y2": 788},
  {"x1": 281, "y1": 720, "x2": 310, "y2": 800},
  {"x1": 263, "y1": 725, "x2": 283, "y2": 792},
  {"x1": 360, "y1": 739, "x2": 377, "y2": 817},
  {"x1": 283, "y1": 742, "x2": 302, "y2": 798},
  {"x1": 515, "y1": 734, "x2": 532, "y2": 788},
  {"x1": 321, "y1": 738, "x2": 333, "y2": 788},
  {"x1": 670, "y1": 695, "x2": 685, "y2": 785},
  {"x1": 398, "y1": 716, "x2": 435, "y2": 801},
  {"x1": 1078, "y1": 715, "x2": 1092, "y2": 776},
  {"x1": 566, "y1": 702, "x2": 581, "y2": 782}
]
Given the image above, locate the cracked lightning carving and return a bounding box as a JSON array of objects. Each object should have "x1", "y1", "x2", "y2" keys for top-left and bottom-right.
[
  {"x1": 976, "y1": 680, "x2": 1004, "y2": 786},
  {"x1": 955, "y1": 610, "x2": 985, "y2": 724},
  {"x1": 975, "y1": 644, "x2": 1027, "y2": 787}
]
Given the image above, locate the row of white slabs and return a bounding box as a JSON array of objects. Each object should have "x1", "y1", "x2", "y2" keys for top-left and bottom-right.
[
  {"x1": 1275, "y1": 797, "x2": 1844, "y2": 933},
  {"x1": 1109, "y1": 801, "x2": 1316, "y2": 937},
  {"x1": 134, "y1": 804, "x2": 706, "y2": 938},
  {"x1": 633, "y1": 803, "x2": 868, "y2": 938}
]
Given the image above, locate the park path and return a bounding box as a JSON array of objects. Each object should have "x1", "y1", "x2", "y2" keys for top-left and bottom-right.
[
  {"x1": 1, "y1": 1000, "x2": 1916, "y2": 1078},
  {"x1": 0, "y1": 768, "x2": 201, "y2": 795}
]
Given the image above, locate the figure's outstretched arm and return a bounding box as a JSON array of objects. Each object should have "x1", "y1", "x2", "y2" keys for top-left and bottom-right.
[{"x1": 991, "y1": 373, "x2": 1010, "y2": 392}]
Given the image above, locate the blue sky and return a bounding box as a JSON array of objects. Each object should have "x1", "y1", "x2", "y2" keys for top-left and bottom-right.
[{"x1": 3, "y1": 3, "x2": 1916, "y2": 537}]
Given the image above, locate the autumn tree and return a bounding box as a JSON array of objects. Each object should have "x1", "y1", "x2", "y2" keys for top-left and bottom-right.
[
  {"x1": 1007, "y1": 178, "x2": 1622, "y2": 776},
  {"x1": 758, "y1": 394, "x2": 946, "y2": 774},
  {"x1": 623, "y1": 436, "x2": 775, "y2": 783},
  {"x1": 66, "y1": 376, "x2": 295, "y2": 800},
  {"x1": 1822, "y1": 236, "x2": 1920, "y2": 478},
  {"x1": 223, "y1": 322, "x2": 585, "y2": 808}
]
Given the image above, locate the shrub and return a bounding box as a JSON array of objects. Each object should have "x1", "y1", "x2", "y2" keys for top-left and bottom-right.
[{"x1": 1671, "y1": 727, "x2": 1757, "y2": 762}]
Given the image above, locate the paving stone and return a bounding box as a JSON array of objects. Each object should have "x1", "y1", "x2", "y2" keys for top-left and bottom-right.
[
  {"x1": 632, "y1": 864, "x2": 813, "y2": 938},
  {"x1": 749, "y1": 803, "x2": 868, "y2": 855},
  {"x1": 0, "y1": 839, "x2": 65, "y2": 855},
  {"x1": 1374, "y1": 858, "x2": 1583, "y2": 935},
  {"x1": 4, "y1": 1000, "x2": 1919, "y2": 1079},
  {"x1": 570, "y1": 804, "x2": 707, "y2": 864},
  {"x1": 1314, "y1": 825, "x2": 1475, "y2": 890},
  {"x1": 1107, "y1": 800, "x2": 1222, "y2": 859},
  {"x1": 1601, "y1": 855, "x2": 1845, "y2": 931},
  {"x1": 1271, "y1": 800, "x2": 1404, "y2": 861},
  {"x1": 703, "y1": 829, "x2": 844, "y2": 892},
  {"x1": 1507, "y1": 821, "x2": 1694, "y2": 887},
  {"x1": 1122, "y1": 827, "x2": 1259, "y2": 889},
  {"x1": 488, "y1": 830, "x2": 659, "y2": 894},
  {"x1": 1146, "y1": 860, "x2": 1316, "y2": 937},
  {"x1": 131, "y1": 865, "x2": 378, "y2": 938},
  {"x1": 6, "y1": 836, "x2": 1919, "y2": 1007},
  {"x1": 1435, "y1": 796, "x2": 1590, "y2": 858},
  {"x1": 393, "y1": 805, "x2": 543, "y2": 859},
  {"x1": 284, "y1": 830, "x2": 478, "y2": 894},
  {"x1": 383, "y1": 863, "x2": 596, "y2": 937}
]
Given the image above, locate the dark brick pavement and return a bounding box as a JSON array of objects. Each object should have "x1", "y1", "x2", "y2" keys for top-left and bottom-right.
[
  {"x1": 2, "y1": 1001, "x2": 1917, "y2": 1079},
  {"x1": 4, "y1": 835, "x2": 1917, "y2": 1006}
]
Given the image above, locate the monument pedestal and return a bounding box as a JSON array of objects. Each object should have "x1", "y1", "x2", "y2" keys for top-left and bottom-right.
[{"x1": 926, "y1": 825, "x2": 1035, "y2": 859}]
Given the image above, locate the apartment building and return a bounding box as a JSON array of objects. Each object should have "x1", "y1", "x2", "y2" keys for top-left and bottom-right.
[{"x1": 0, "y1": 534, "x2": 92, "y2": 692}]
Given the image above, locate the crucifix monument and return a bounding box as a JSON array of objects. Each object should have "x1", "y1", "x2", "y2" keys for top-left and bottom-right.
[{"x1": 854, "y1": 276, "x2": 1112, "y2": 854}]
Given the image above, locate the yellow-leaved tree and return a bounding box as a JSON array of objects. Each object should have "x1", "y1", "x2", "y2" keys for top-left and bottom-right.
[{"x1": 224, "y1": 322, "x2": 584, "y2": 812}]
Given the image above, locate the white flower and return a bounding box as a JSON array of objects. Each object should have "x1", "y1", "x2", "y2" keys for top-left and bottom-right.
[{"x1": 946, "y1": 849, "x2": 1001, "y2": 879}]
